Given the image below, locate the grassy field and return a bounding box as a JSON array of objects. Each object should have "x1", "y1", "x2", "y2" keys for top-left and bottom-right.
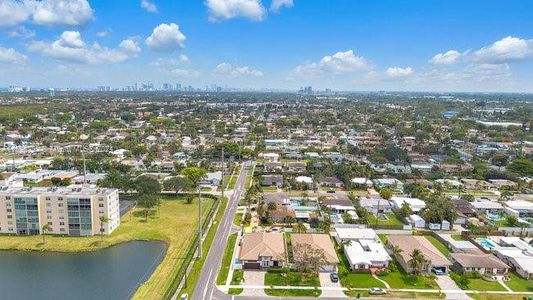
[
  {"x1": 233, "y1": 212, "x2": 243, "y2": 226},
  {"x1": 0, "y1": 196, "x2": 215, "y2": 300},
  {"x1": 0, "y1": 103, "x2": 67, "y2": 120},
  {"x1": 228, "y1": 270, "x2": 244, "y2": 295},
  {"x1": 179, "y1": 197, "x2": 227, "y2": 298},
  {"x1": 424, "y1": 235, "x2": 451, "y2": 256},
  {"x1": 506, "y1": 272, "x2": 533, "y2": 292},
  {"x1": 464, "y1": 278, "x2": 507, "y2": 291},
  {"x1": 216, "y1": 233, "x2": 238, "y2": 285},
  {"x1": 244, "y1": 165, "x2": 254, "y2": 188}
]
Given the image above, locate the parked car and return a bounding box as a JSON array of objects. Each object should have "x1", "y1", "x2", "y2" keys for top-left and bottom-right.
[
  {"x1": 180, "y1": 293, "x2": 188, "y2": 300},
  {"x1": 368, "y1": 288, "x2": 387, "y2": 295},
  {"x1": 330, "y1": 272, "x2": 339, "y2": 282},
  {"x1": 432, "y1": 268, "x2": 444, "y2": 275}
]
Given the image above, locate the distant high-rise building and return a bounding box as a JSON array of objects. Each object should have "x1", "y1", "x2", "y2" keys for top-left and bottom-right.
[
  {"x1": 299, "y1": 86, "x2": 313, "y2": 95},
  {"x1": 175, "y1": 83, "x2": 182, "y2": 91},
  {"x1": 48, "y1": 88, "x2": 55, "y2": 97}
]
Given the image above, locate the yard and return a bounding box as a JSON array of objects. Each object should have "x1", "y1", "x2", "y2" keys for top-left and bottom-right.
[
  {"x1": 345, "y1": 290, "x2": 445, "y2": 299},
  {"x1": 505, "y1": 272, "x2": 533, "y2": 292},
  {"x1": 378, "y1": 260, "x2": 439, "y2": 290},
  {"x1": 424, "y1": 235, "x2": 451, "y2": 256},
  {"x1": 336, "y1": 245, "x2": 386, "y2": 288},
  {"x1": 368, "y1": 213, "x2": 405, "y2": 226},
  {"x1": 264, "y1": 271, "x2": 321, "y2": 297},
  {"x1": 0, "y1": 196, "x2": 216, "y2": 300},
  {"x1": 216, "y1": 233, "x2": 238, "y2": 285}
]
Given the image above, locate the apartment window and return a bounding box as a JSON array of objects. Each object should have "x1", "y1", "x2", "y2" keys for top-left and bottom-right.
[
  {"x1": 59, "y1": 216, "x2": 64, "y2": 220},
  {"x1": 59, "y1": 209, "x2": 64, "y2": 214},
  {"x1": 99, "y1": 203, "x2": 104, "y2": 208},
  {"x1": 6, "y1": 196, "x2": 10, "y2": 200},
  {"x1": 47, "y1": 216, "x2": 52, "y2": 220},
  {"x1": 46, "y1": 203, "x2": 51, "y2": 207},
  {"x1": 99, "y1": 210, "x2": 104, "y2": 214},
  {"x1": 60, "y1": 228, "x2": 65, "y2": 232},
  {"x1": 5, "y1": 203, "x2": 11, "y2": 207},
  {"x1": 46, "y1": 210, "x2": 52, "y2": 214},
  {"x1": 7, "y1": 215, "x2": 12, "y2": 219},
  {"x1": 47, "y1": 222, "x2": 52, "y2": 226},
  {"x1": 7, "y1": 221, "x2": 12, "y2": 225},
  {"x1": 99, "y1": 197, "x2": 104, "y2": 202},
  {"x1": 58, "y1": 203, "x2": 63, "y2": 207},
  {"x1": 6, "y1": 209, "x2": 11, "y2": 212},
  {"x1": 60, "y1": 222, "x2": 65, "y2": 226},
  {"x1": 46, "y1": 197, "x2": 51, "y2": 201},
  {"x1": 58, "y1": 197, "x2": 63, "y2": 201}
]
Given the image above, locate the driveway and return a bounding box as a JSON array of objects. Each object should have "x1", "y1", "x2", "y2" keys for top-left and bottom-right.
[
  {"x1": 240, "y1": 270, "x2": 267, "y2": 297},
  {"x1": 435, "y1": 275, "x2": 471, "y2": 300},
  {"x1": 318, "y1": 272, "x2": 345, "y2": 298}
]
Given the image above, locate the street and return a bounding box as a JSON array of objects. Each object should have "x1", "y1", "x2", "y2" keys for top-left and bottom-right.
[{"x1": 192, "y1": 161, "x2": 250, "y2": 300}]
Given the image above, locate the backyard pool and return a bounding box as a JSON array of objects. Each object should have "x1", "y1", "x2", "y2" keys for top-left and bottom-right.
[
  {"x1": 486, "y1": 213, "x2": 504, "y2": 222},
  {"x1": 476, "y1": 238, "x2": 497, "y2": 250}
]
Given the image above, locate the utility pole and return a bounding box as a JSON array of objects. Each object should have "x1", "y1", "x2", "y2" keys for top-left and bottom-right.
[
  {"x1": 221, "y1": 148, "x2": 225, "y2": 198},
  {"x1": 198, "y1": 188, "x2": 202, "y2": 259}
]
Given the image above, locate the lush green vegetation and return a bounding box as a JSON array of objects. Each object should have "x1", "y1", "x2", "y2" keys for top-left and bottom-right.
[
  {"x1": 228, "y1": 270, "x2": 244, "y2": 295},
  {"x1": 378, "y1": 261, "x2": 438, "y2": 289},
  {"x1": 368, "y1": 213, "x2": 405, "y2": 226},
  {"x1": 424, "y1": 235, "x2": 451, "y2": 256},
  {"x1": 216, "y1": 233, "x2": 238, "y2": 285},
  {"x1": 233, "y1": 213, "x2": 243, "y2": 226},
  {"x1": 345, "y1": 290, "x2": 445, "y2": 299},
  {"x1": 264, "y1": 271, "x2": 321, "y2": 297}
]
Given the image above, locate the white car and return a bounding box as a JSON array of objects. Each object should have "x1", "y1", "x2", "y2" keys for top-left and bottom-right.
[
  {"x1": 180, "y1": 293, "x2": 188, "y2": 300},
  {"x1": 368, "y1": 287, "x2": 387, "y2": 295}
]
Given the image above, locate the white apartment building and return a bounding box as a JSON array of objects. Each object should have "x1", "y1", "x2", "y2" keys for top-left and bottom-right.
[{"x1": 0, "y1": 186, "x2": 120, "y2": 236}]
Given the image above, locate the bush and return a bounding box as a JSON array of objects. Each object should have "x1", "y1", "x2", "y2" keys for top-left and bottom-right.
[{"x1": 376, "y1": 269, "x2": 390, "y2": 276}]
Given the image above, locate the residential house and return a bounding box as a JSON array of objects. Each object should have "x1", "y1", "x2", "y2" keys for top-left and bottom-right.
[
  {"x1": 387, "y1": 235, "x2": 452, "y2": 274},
  {"x1": 239, "y1": 232, "x2": 286, "y2": 269},
  {"x1": 471, "y1": 200, "x2": 505, "y2": 215},
  {"x1": 450, "y1": 253, "x2": 509, "y2": 276},
  {"x1": 261, "y1": 175, "x2": 283, "y2": 188},
  {"x1": 322, "y1": 197, "x2": 355, "y2": 214},
  {"x1": 359, "y1": 197, "x2": 392, "y2": 215},
  {"x1": 285, "y1": 162, "x2": 306, "y2": 173},
  {"x1": 317, "y1": 176, "x2": 344, "y2": 188},
  {"x1": 292, "y1": 234, "x2": 339, "y2": 272},
  {"x1": 390, "y1": 196, "x2": 426, "y2": 212},
  {"x1": 333, "y1": 227, "x2": 391, "y2": 272},
  {"x1": 264, "y1": 162, "x2": 283, "y2": 173},
  {"x1": 491, "y1": 237, "x2": 533, "y2": 279}
]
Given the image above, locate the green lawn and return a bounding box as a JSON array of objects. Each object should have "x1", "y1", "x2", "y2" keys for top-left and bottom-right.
[
  {"x1": 461, "y1": 278, "x2": 507, "y2": 291},
  {"x1": 216, "y1": 233, "x2": 238, "y2": 285},
  {"x1": 368, "y1": 213, "x2": 405, "y2": 226},
  {"x1": 0, "y1": 196, "x2": 215, "y2": 300},
  {"x1": 505, "y1": 272, "x2": 533, "y2": 292},
  {"x1": 229, "y1": 269, "x2": 244, "y2": 295},
  {"x1": 24, "y1": 179, "x2": 54, "y2": 187},
  {"x1": 262, "y1": 186, "x2": 278, "y2": 192},
  {"x1": 424, "y1": 235, "x2": 451, "y2": 256},
  {"x1": 264, "y1": 271, "x2": 321, "y2": 297},
  {"x1": 233, "y1": 213, "x2": 243, "y2": 226},
  {"x1": 470, "y1": 294, "x2": 530, "y2": 300},
  {"x1": 244, "y1": 165, "x2": 254, "y2": 188},
  {"x1": 379, "y1": 261, "x2": 438, "y2": 289},
  {"x1": 378, "y1": 234, "x2": 388, "y2": 244},
  {"x1": 451, "y1": 235, "x2": 466, "y2": 241}
]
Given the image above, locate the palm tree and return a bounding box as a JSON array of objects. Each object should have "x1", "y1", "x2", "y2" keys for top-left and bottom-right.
[
  {"x1": 408, "y1": 249, "x2": 426, "y2": 275},
  {"x1": 99, "y1": 215, "x2": 110, "y2": 242},
  {"x1": 41, "y1": 223, "x2": 51, "y2": 244},
  {"x1": 340, "y1": 239, "x2": 352, "y2": 253},
  {"x1": 390, "y1": 245, "x2": 403, "y2": 257}
]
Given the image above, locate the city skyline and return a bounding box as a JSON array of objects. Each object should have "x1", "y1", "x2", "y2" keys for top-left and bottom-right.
[{"x1": 1, "y1": 0, "x2": 533, "y2": 92}]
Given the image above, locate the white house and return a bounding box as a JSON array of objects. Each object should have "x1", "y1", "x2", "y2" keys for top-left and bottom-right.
[
  {"x1": 390, "y1": 196, "x2": 426, "y2": 212},
  {"x1": 409, "y1": 214, "x2": 426, "y2": 228}
]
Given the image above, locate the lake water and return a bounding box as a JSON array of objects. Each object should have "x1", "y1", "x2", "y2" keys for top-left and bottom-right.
[{"x1": 0, "y1": 241, "x2": 167, "y2": 300}]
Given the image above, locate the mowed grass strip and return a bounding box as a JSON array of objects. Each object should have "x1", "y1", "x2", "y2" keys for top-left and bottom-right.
[
  {"x1": 216, "y1": 233, "x2": 238, "y2": 285},
  {"x1": 0, "y1": 196, "x2": 214, "y2": 300}
]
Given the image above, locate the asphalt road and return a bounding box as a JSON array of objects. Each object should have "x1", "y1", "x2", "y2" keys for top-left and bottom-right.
[{"x1": 192, "y1": 161, "x2": 250, "y2": 300}]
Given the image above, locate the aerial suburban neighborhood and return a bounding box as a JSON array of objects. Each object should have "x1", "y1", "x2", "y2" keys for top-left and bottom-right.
[{"x1": 1, "y1": 0, "x2": 532, "y2": 300}]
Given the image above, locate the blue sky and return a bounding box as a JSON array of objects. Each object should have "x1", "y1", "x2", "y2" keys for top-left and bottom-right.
[{"x1": 1, "y1": 0, "x2": 533, "y2": 92}]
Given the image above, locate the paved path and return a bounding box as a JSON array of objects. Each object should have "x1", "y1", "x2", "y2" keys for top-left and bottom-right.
[
  {"x1": 372, "y1": 274, "x2": 391, "y2": 289},
  {"x1": 319, "y1": 272, "x2": 345, "y2": 298},
  {"x1": 497, "y1": 277, "x2": 513, "y2": 292},
  {"x1": 435, "y1": 275, "x2": 471, "y2": 300},
  {"x1": 241, "y1": 271, "x2": 267, "y2": 297},
  {"x1": 191, "y1": 161, "x2": 250, "y2": 300}
]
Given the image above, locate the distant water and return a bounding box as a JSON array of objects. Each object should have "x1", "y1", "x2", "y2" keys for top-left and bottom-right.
[{"x1": 0, "y1": 241, "x2": 167, "y2": 300}]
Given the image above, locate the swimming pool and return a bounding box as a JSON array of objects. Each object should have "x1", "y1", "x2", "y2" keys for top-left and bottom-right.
[
  {"x1": 476, "y1": 238, "x2": 496, "y2": 250},
  {"x1": 486, "y1": 213, "x2": 504, "y2": 222}
]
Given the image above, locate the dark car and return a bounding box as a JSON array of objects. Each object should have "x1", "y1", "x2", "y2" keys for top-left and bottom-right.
[{"x1": 330, "y1": 272, "x2": 339, "y2": 282}]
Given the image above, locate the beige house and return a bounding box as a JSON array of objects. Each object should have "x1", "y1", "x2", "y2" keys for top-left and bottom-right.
[
  {"x1": 450, "y1": 253, "x2": 509, "y2": 276},
  {"x1": 292, "y1": 233, "x2": 339, "y2": 272},
  {"x1": 239, "y1": 232, "x2": 286, "y2": 269},
  {"x1": 388, "y1": 235, "x2": 452, "y2": 274}
]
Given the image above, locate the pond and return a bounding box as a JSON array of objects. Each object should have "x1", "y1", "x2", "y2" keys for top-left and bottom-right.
[{"x1": 0, "y1": 241, "x2": 167, "y2": 300}]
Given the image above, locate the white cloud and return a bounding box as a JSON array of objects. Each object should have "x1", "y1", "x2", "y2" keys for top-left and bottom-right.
[
  {"x1": 474, "y1": 36, "x2": 533, "y2": 63},
  {"x1": 96, "y1": 30, "x2": 111, "y2": 38},
  {"x1": 141, "y1": 0, "x2": 158, "y2": 13},
  {"x1": 8, "y1": 26, "x2": 35, "y2": 39},
  {"x1": 0, "y1": 46, "x2": 27, "y2": 64},
  {"x1": 291, "y1": 50, "x2": 371, "y2": 76},
  {"x1": 145, "y1": 23, "x2": 186, "y2": 52},
  {"x1": 206, "y1": 0, "x2": 266, "y2": 22},
  {"x1": 270, "y1": 0, "x2": 293, "y2": 12},
  {"x1": 385, "y1": 66, "x2": 414, "y2": 78},
  {"x1": 214, "y1": 62, "x2": 263, "y2": 77},
  {"x1": 0, "y1": 0, "x2": 94, "y2": 28},
  {"x1": 151, "y1": 54, "x2": 190, "y2": 67},
  {"x1": 429, "y1": 50, "x2": 463, "y2": 66},
  {"x1": 170, "y1": 68, "x2": 200, "y2": 78},
  {"x1": 31, "y1": 0, "x2": 94, "y2": 27},
  {"x1": 29, "y1": 31, "x2": 140, "y2": 64},
  {"x1": 0, "y1": 1, "x2": 32, "y2": 27}
]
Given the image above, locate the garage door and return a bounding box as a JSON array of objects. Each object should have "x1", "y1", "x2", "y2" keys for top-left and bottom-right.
[{"x1": 244, "y1": 262, "x2": 261, "y2": 269}]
